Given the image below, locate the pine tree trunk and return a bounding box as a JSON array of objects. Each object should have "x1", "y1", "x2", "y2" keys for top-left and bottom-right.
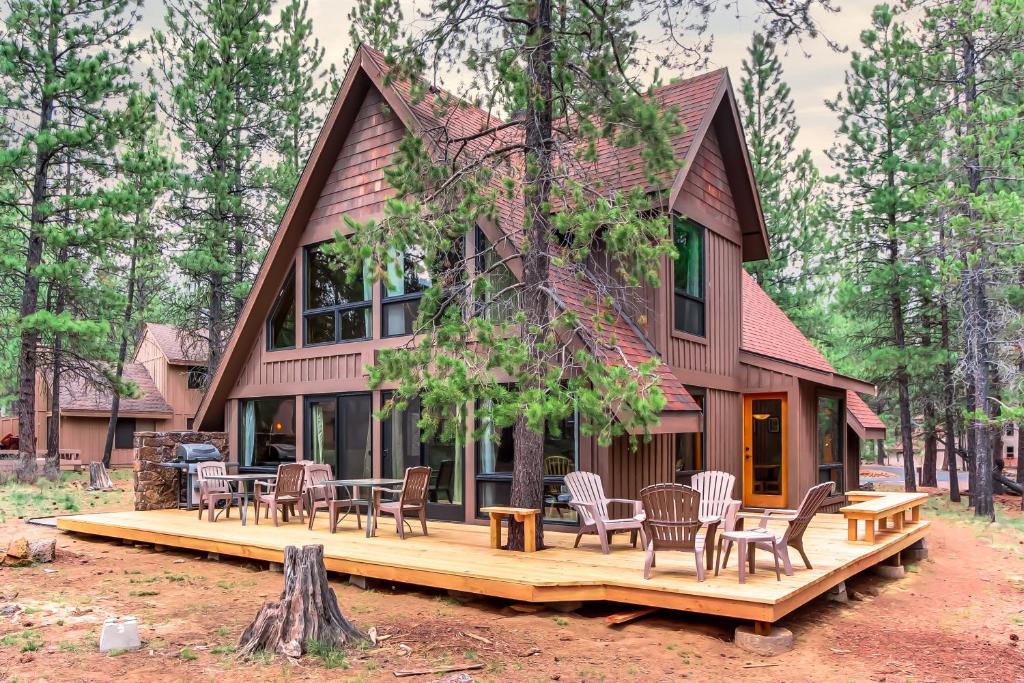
[
  {"x1": 45, "y1": 330, "x2": 62, "y2": 482},
  {"x1": 238, "y1": 545, "x2": 366, "y2": 659},
  {"x1": 921, "y1": 402, "x2": 938, "y2": 487},
  {"x1": 888, "y1": 238, "x2": 916, "y2": 493},
  {"x1": 876, "y1": 440, "x2": 887, "y2": 466},
  {"x1": 506, "y1": 0, "x2": 553, "y2": 552},
  {"x1": 103, "y1": 233, "x2": 139, "y2": 468}
]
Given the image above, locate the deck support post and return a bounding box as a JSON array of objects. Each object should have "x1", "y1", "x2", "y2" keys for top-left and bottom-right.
[
  {"x1": 903, "y1": 538, "x2": 928, "y2": 562},
  {"x1": 735, "y1": 622, "x2": 794, "y2": 656},
  {"x1": 873, "y1": 552, "x2": 906, "y2": 578}
]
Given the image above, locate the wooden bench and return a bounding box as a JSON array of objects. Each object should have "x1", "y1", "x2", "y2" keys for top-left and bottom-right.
[
  {"x1": 480, "y1": 506, "x2": 542, "y2": 553},
  {"x1": 841, "y1": 491, "x2": 928, "y2": 543},
  {"x1": 59, "y1": 450, "x2": 82, "y2": 471}
]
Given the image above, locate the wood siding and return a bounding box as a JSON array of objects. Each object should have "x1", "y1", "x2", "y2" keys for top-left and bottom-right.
[
  {"x1": 231, "y1": 343, "x2": 365, "y2": 397},
  {"x1": 136, "y1": 329, "x2": 203, "y2": 430},
  {"x1": 304, "y1": 87, "x2": 403, "y2": 242},
  {"x1": 678, "y1": 124, "x2": 740, "y2": 231},
  {"x1": 56, "y1": 416, "x2": 155, "y2": 466},
  {"x1": 605, "y1": 434, "x2": 675, "y2": 505}
]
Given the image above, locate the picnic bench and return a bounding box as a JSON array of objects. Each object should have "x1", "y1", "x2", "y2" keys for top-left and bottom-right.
[
  {"x1": 480, "y1": 506, "x2": 541, "y2": 553},
  {"x1": 59, "y1": 450, "x2": 82, "y2": 471},
  {"x1": 841, "y1": 491, "x2": 928, "y2": 544}
]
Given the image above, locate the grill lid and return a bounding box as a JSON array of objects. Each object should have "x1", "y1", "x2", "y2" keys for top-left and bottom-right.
[{"x1": 175, "y1": 443, "x2": 221, "y2": 462}]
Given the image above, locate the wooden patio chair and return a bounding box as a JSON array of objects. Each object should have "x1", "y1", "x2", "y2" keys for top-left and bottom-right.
[
  {"x1": 638, "y1": 483, "x2": 706, "y2": 581},
  {"x1": 196, "y1": 461, "x2": 241, "y2": 522},
  {"x1": 564, "y1": 471, "x2": 642, "y2": 554},
  {"x1": 543, "y1": 455, "x2": 573, "y2": 518},
  {"x1": 726, "y1": 481, "x2": 835, "y2": 575},
  {"x1": 254, "y1": 463, "x2": 305, "y2": 526},
  {"x1": 690, "y1": 471, "x2": 740, "y2": 569},
  {"x1": 301, "y1": 463, "x2": 333, "y2": 526},
  {"x1": 373, "y1": 466, "x2": 431, "y2": 539}
]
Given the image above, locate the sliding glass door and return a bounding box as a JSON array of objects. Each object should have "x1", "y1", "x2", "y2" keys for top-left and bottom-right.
[
  {"x1": 380, "y1": 392, "x2": 464, "y2": 520},
  {"x1": 305, "y1": 394, "x2": 372, "y2": 480}
]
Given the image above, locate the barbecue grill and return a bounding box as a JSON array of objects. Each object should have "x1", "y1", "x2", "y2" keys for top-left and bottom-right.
[{"x1": 158, "y1": 443, "x2": 229, "y2": 510}]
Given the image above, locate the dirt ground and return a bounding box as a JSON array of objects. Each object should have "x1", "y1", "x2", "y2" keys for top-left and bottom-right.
[{"x1": 2, "y1": 485, "x2": 1024, "y2": 682}]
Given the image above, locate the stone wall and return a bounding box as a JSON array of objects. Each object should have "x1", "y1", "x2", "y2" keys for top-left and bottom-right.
[{"x1": 133, "y1": 431, "x2": 228, "y2": 511}]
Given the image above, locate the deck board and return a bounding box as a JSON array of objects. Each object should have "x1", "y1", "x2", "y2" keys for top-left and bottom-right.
[{"x1": 56, "y1": 509, "x2": 929, "y2": 622}]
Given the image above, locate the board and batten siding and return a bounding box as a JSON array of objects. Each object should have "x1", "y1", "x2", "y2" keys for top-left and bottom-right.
[{"x1": 135, "y1": 330, "x2": 203, "y2": 430}]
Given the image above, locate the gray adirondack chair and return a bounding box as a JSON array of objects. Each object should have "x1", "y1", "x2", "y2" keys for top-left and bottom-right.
[
  {"x1": 564, "y1": 471, "x2": 642, "y2": 554},
  {"x1": 638, "y1": 483, "x2": 706, "y2": 581},
  {"x1": 690, "y1": 470, "x2": 739, "y2": 569},
  {"x1": 726, "y1": 481, "x2": 834, "y2": 575}
]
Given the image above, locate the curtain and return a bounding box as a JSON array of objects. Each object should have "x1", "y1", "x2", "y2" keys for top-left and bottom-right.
[
  {"x1": 362, "y1": 258, "x2": 374, "y2": 332},
  {"x1": 362, "y1": 401, "x2": 372, "y2": 478},
  {"x1": 390, "y1": 403, "x2": 406, "y2": 479},
  {"x1": 479, "y1": 402, "x2": 497, "y2": 507},
  {"x1": 453, "y1": 406, "x2": 464, "y2": 504},
  {"x1": 685, "y1": 227, "x2": 702, "y2": 294},
  {"x1": 311, "y1": 404, "x2": 325, "y2": 464},
  {"x1": 242, "y1": 400, "x2": 255, "y2": 467}
]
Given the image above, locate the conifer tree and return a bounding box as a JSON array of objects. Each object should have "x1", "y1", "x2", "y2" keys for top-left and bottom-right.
[
  {"x1": 740, "y1": 33, "x2": 833, "y2": 341},
  {"x1": 0, "y1": 0, "x2": 147, "y2": 482},
  {"x1": 151, "y1": 0, "x2": 281, "y2": 374}
]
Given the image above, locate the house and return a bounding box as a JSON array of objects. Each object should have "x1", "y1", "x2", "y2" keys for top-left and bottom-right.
[
  {"x1": 193, "y1": 45, "x2": 885, "y2": 525},
  {"x1": 33, "y1": 323, "x2": 208, "y2": 467}
]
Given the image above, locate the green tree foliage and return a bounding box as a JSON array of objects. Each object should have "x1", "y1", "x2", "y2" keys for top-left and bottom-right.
[
  {"x1": 827, "y1": 4, "x2": 936, "y2": 493},
  {"x1": 0, "y1": 0, "x2": 150, "y2": 481},
  {"x1": 151, "y1": 0, "x2": 282, "y2": 374},
  {"x1": 740, "y1": 32, "x2": 833, "y2": 342}
]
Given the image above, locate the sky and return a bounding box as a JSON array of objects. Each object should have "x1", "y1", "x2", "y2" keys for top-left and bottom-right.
[{"x1": 139, "y1": 0, "x2": 879, "y2": 174}]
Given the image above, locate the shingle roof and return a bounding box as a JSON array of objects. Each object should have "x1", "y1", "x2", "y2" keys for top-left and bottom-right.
[
  {"x1": 739, "y1": 270, "x2": 834, "y2": 373},
  {"x1": 146, "y1": 323, "x2": 208, "y2": 365},
  {"x1": 60, "y1": 363, "x2": 173, "y2": 416},
  {"x1": 846, "y1": 390, "x2": 885, "y2": 431}
]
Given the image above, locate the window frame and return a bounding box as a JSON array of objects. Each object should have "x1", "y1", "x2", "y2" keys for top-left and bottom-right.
[
  {"x1": 114, "y1": 417, "x2": 137, "y2": 450},
  {"x1": 672, "y1": 216, "x2": 706, "y2": 338},
  {"x1": 238, "y1": 396, "x2": 297, "y2": 470},
  {"x1": 816, "y1": 394, "x2": 845, "y2": 494},
  {"x1": 380, "y1": 248, "x2": 431, "y2": 339},
  {"x1": 186, "y1": 365, "x2": 207, "y2": 390},
  {"x1": 302, "y1": 242, "x2": 372, "y2": 347},
  {"x1": 266, "y1": 266, "x2": 297, "y2": 351}
]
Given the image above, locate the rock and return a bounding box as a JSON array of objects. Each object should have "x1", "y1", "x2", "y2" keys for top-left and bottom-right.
[
  {"x1": 873, "y1": 563, "x2": 906, "y2": 579},
  {"x1": 547, "y1": 601, "x2": 582, "y2": 613},
  {"x1": 28, "y1": 539, "x2": 56, "y2": 563},
  {"x1": 826, "y1": 582, "x2": 849, "y2": 604},
  {"x1": 734, "y1": 625, "x2": 795, "y2": 656},
  {"x1": 5, "y1": 537, "x2": 29, "y2": 559},
  {"x1": 99, "y1": 617, "x2": 142, "y2": 653}
]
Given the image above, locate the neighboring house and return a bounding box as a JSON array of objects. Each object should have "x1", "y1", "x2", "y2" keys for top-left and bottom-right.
[
  {"x1": 33, "y1": 323, "x2": 208, "y2": 467},
  {"x1": 893, "y1": 421, "x2": 1017, "y2": 470},
  {"x1": 193, "y1": 45, "x2": 885, "y2": 526}
]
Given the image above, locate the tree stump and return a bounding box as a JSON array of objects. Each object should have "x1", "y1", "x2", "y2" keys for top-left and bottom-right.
[
  {"x1": 88, "y1": 462, "x2": 114, "y2": 491},
  {"x1": 238, "y1": 545, "x2": 367, "y2": 659}
]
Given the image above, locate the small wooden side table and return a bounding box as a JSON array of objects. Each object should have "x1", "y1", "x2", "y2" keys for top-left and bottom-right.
[
  {"x1": 714, "y1": 529, "x2": 782, "y2": 584},
  {"x1": 481, "y1": 506, "x2": 542, "y2": 552}
]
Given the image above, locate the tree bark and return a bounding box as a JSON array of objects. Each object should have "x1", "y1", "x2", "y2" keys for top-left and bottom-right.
[
  {"x1": 921, "y1": 401, "x2": 938, "y2": 487},
  {"x1": 938, "y1": 221, "x2": 960, "y2": 502},
  {"x1": 45, "y1": 329, "x2": 62, "y2": 482},
  {"x1": 15, "y1": 45, "x2": 57, "y2": 484},
  {"x1": 507, "y1": 0, "x2": 553, "y2": 552},
  {"x1": 238, "y1": 545, "x2": 367, "y2": 659},
  {"x1": 876, "y1": 439, "x2": 887, "y2": 466},
  {"x1": 888, "y1": 238, "x2": 916, "y2": 493},
  {"x1": 103, "y1": 232, "x2": 140, "y2": 468}
]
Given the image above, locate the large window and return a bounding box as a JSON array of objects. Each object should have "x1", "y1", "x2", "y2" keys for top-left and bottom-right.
[
  {"x1": 240, "y1": 397, "x2": 296, "y2": 468},
  {"x1": 306, "y1": 393, "x2": 372, "y2": 480},
  {"x1": 115, "y1": 418, "x2": 136, "y2": 449},
  {"x1": 381, "y1": 393, "x2": 464, "y2": 517},
  {"x1": 382, "y1": 248, "x2": 431, "y2": 337},
  {"x1": 675, "y1": 388, "x2": 705, "y2": 485},
  {"x1": 476, "y1": 407, "x2": 578, "y2": 524},
  {"x1": 673, "y1": 217, "x2": 705, "y2": 337},
  {"x1": 817, "y1": 395, "x2": 844, "y2": 493},
  {"x1": 267, "y1": 267, "x2": 296, "y2": 350},
  {"x1": 475, "y1": 228, "x2": 518, "y2": 321},
  {"x1": 304, "y1": 244, "x2": 371, "y2": 345}
]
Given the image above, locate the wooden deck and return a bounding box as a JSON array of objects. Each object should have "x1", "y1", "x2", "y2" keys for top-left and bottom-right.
[{"x1": 56, "y1": 509, "x2": 929, "y2": 624}]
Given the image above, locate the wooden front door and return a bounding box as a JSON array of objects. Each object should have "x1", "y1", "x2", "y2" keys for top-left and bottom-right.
[{"x1": 742, "y1": 393, "x2": 787, "y2": 508}]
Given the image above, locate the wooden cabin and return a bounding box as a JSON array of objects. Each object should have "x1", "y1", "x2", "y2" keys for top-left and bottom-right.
[
  {"x1": 193, "y1": 45, "x2": 885, "y2": 525},
  {"x1": 33, "y1": 323, "x2": 208, "y2": 467}
]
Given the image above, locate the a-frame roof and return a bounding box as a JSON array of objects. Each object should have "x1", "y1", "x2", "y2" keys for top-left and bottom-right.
[{"x1": 197, "y1": 46, "x2": 767, "y2": 430}]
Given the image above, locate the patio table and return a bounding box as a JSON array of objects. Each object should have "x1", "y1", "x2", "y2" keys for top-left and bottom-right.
[
  {"x1": 204, "y1": 473, "x2": 277, "y2": 526},
  {"x1": 323, "y1": 478, "x2": 404, "y2": 538}
]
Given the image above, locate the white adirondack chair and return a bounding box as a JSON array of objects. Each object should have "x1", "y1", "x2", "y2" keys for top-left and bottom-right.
[
  {"x1": 564, "y1": 471, "x2": 643, "y2": 554},
  {"x1": 691, "y1": 471, "x2": 740, "y2": 569}
]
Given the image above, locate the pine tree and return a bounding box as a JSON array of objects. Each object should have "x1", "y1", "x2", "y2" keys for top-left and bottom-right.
[
  {"x1": 828, "y1": 4, "x2": 933, "y2": 493},
  {"x1": 741, "y1": 33, "x2": 833, "y2": 342},
  {"x1": 151, "y1": 0, "x2": 281, "y2": 374},
  {"x1": 343, "y1": 0, "x2": 836, "y2": 550},
  {"x1": 271, "y1": 0, "x2": 337, "y2": 219},
  {"x1": 0, "y1": 0, "x2": 148, "y2": 482}
]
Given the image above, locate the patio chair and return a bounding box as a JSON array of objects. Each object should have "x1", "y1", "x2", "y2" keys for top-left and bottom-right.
[
  {"x1": 254, "y1": 463, "x2": 305, "y2": 526},
  {"x1": 543, "y1": 455, "x2": 574, "y2": 518},
  {"x1": 564, "y1": 471, "x2": 642, "y2": 554},
  {"x1": 725, "y1": 481, "x2": 834, "y2": 575},
  {"x1": 373, "y1": 466, "x2": 431, "y2": 539},
  {"x1": 638, "y1": 483, "x2": 706, "y2": 581},
  {"x1": 691, "y1": 471, "x2": 740, "y2": 568},
  {"x1": 429, "y1": 459, "x2": 454, "y2": 503},
  {"x1": 196, "y1": 461, "x2": 241, "y2": 522},
  {"x1": 301, "y1": 463, "x2": 333, "y2": 525}
]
